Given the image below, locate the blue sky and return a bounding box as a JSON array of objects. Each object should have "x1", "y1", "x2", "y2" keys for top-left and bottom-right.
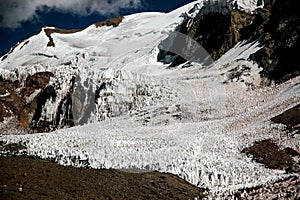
[{"x1": 0, "y1": 0, "x2": 192, "y2": 57}]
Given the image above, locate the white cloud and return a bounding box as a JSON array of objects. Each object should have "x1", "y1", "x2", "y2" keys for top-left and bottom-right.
[{"x1": 0, "y1": 0, "x2": 142, "y2": 28}]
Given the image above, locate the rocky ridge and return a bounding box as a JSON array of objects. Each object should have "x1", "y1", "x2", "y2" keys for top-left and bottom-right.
[{"x1": 165, "y1": 0, "x2": 299, "y2": 83}]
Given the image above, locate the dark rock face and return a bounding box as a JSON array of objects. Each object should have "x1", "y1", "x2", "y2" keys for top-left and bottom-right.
[
  {"x1": 94, "y1": 16, "x2": 124, "y2": 28},
  {"x1": 180, "y1": 10, "x2": 254, "y2": 61},
  {"x1": 0, "y1": 72, "x2": 76, "y2": 133},
  {"x1": 0, "y1": 72, "x2": 54, "y2": 129},
  {"x1": 167, "y1": 0, "x2": 299, "y2": 83},
  {"x1": 0, "y1": 80, "x2": 22, "y2": 122},
  {"x1": 250, "y1": 0, "x2": 300, "y2": 83}
]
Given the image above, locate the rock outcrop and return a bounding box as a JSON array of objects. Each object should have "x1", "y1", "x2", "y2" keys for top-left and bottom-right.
[
  {"x1": 0, "y1": 72, "x2": 54, "y2": 130},
  {"x1": 0, "y1": 71, "x2": 75, "y2": 134},
  {"x1": 166, "y1": 0, "x2": 299, "y2": 83},
  {"x1": 94, "y1": 16, "x2": 124, "y2": 28}
]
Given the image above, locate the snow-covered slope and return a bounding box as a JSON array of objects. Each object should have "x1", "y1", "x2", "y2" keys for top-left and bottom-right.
[
  {"x1": 0, "y1": 1, "x2": 199, "y2": 131},
  {"x1": 1, "y1": 0, "x2": 299, "y2": 198},
  {"x1": 0, "y1": 0, "x2": 263, "y2": 71}
]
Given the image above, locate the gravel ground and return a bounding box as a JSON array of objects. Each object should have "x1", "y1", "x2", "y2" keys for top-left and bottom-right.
[{"x1": 0, "y1": 156, "x2": 206, "y2": 200}]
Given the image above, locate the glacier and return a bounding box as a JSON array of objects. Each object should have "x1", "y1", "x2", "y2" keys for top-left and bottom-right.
[{"x1": 0, "y1": 0, "x2": 299, "y2": 197}]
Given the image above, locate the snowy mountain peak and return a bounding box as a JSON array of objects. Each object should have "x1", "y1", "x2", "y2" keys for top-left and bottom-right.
[{"x1": 0, "y1": 0, "x2": 266, "y2": 70}]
